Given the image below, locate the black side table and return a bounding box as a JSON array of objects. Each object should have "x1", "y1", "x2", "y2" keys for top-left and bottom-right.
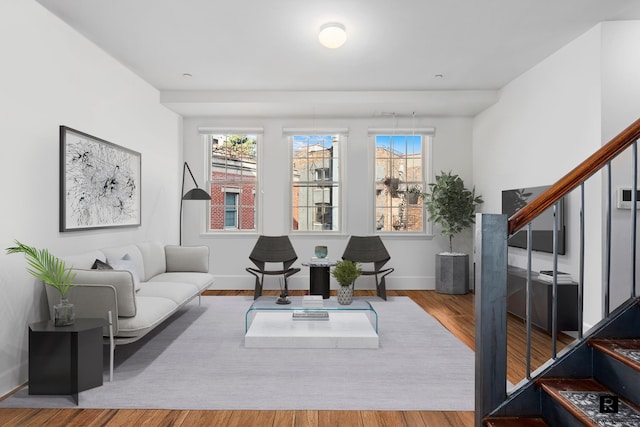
[
  {"x1": 29, "y1": 318, "x2": 107, "y2": 404},
  {"x1": 302, "y1": 259, "x2": 336, "y2": 299}
]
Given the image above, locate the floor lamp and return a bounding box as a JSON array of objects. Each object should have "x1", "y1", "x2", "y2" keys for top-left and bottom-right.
[{"x1": 180, "y1": 162, "x2": 211, "y2": 245}]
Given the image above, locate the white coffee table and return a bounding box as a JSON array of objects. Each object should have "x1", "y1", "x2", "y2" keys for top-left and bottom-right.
[{"x1": 245, "y1": 296, "x2": 378, "y2": 349}]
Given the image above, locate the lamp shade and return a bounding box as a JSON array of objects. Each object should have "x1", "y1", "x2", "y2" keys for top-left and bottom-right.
[
  {"x1": 319, "y1": 22, "x2": 347, "y2": 49},
  {"x1": 182, "y1": 188, "x2": 211, "y2": 200}
]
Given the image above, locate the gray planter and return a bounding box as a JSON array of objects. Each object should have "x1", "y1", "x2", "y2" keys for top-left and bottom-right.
[{"x1": 435, "y1": 253, "x2": 469, "y2": 294}]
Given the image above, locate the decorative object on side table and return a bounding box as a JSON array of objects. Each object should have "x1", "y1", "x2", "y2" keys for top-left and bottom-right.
[
  {"x1": 331, "y1": 259, "x2": 362, "y2": 305},
  {"x1": 276, "y1": 277, "x2": 291, "y2": 305},
  {"x1": 423, "y1": 171, "x2": 483, "y2": 294},
  {"x1": 314, "y1": 245, "x2": 328, "y2": 258},
  {"x1": 6, "y1": 240, "x2": 77, "y2": 326}
]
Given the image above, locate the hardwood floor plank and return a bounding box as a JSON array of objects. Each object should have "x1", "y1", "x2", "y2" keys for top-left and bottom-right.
[
  {"x1": 181, "y1": 410, "x2": 233, "y2": 427},
  {"x1": 273, "y1": 410, "x2": 295, "y2": 427},
  {"x1": 292, "y1": 410, "x2": 318, "y2": 427},
  {"x1": 361, "y1": 410, "x2": 408, "y2": 426},
  {"x1": 0, "y1": 290, "x2": 575, "y2": 427},
  {"x1": 318, "y1": 410, "x2": 364, "y2": 427}
]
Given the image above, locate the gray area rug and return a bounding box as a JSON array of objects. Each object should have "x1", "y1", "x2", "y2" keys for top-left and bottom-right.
[{"x1": 2, "y1": 296, "x2": 474, "y2": 411}]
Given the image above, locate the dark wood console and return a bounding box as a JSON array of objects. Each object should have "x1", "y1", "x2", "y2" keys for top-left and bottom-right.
[{"x1": 507, "y1": 266, "x2": 579, "y2": 334}]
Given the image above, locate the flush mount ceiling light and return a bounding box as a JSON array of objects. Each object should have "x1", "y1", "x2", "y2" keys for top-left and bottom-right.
[{"x1": 318, "y1": 22, "x2": 347, "y2": 49}]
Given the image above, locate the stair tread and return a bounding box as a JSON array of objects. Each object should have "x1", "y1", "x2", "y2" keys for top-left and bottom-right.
[
  {"x1": 589, "y1": 338, "x2": 640, "y2": 371},
  {"x1": 484, "y1": 416, "x2": 548, "y2": 426},
  {"x1": 539, "y1": 378, "x2": 640, "y2": 426}
]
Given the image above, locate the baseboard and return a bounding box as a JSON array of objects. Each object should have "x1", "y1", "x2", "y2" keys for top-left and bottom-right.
[
  {"x1": 208, "y1": 275, "x2": 436, "y2": 291},
  {"x1": 0, "y1": 361, "x2": 27, "y2": 401}
]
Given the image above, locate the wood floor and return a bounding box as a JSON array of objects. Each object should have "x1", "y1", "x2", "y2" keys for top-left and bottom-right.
[{"x1": 0, "y1": 290, "x2": 573, "y2": 427}]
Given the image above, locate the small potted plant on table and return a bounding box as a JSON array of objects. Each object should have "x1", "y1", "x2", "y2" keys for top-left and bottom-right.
[{"x1": 331, "y1": 259, "x2": 362, "y2": 305}]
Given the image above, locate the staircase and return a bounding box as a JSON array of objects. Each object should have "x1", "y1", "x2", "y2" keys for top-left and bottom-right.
[
  {"x1": 485, "y1": 299, "x2": 640, "y2": 426},
  {"x1": 475, "y1": 118, "x2": 640, "y2": 426}
]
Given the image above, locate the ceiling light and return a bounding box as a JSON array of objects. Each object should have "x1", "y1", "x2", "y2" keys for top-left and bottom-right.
[{"x1": 319, "y1": 22, "x2": 347, "y2": 49}]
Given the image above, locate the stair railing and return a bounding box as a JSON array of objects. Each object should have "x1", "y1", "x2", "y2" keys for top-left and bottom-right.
[{"x1": 475, "y1": 117, "x2": 640, "y2": 427}]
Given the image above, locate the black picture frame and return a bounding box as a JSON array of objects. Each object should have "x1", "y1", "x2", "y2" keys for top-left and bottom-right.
[{"x1": 60, "y1": 126, "x2": 141, "y2": 232}]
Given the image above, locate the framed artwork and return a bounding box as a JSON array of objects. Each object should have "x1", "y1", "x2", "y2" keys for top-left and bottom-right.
[{"x1": 60, "y1": 126, "x2": 141, "y2": 232}]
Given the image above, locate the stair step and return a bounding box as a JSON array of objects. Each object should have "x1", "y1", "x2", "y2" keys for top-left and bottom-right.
[
  {"x1": 589, "y1": 338, "x2": 640, "y2": 371},
  {"x1": 539, "y1": 378, "x2": 640, "y2": 426},
  {"x1": 484, "y1": 416, "x2": 548, "y2": 426}
]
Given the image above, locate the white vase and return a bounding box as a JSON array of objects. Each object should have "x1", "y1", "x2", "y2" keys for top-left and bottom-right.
[
  {"x1": 54, "y1": 297, "x2": 75, "y2": 326},
  {"x1": 337, "y1": 284, "x2": 354, "y2": 305}
]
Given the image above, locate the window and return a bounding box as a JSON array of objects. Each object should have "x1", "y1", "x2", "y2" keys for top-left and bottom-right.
[
  {"x1": 224, "y1": 191, "x2": 239, "y2": 229},
  {"x1": 291, "y1": 134, "x2": 342, "y2": 232},
  {"x1": 204, "y1": 133, "x2": 258, "y2": 231},
  {"x1": 373, "y1": 132, "x2": 430, "y2": 233}
]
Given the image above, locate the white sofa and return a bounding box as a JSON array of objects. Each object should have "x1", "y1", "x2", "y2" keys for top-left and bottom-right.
[{"x1": 45, "y1": 242, "x2": 213, "y2": 380}]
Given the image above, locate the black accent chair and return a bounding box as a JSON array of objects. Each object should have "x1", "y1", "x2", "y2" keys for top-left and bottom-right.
[
  {"x1": 246, "y1": 235, "x2": 301, "y2": 300},
  {"x1": 342, "y1": 236, "x2": 394, "y2": 300}
]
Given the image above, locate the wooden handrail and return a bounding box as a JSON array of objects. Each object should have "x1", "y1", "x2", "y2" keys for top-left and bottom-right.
[{"x1": 508, "y1": 117, "x2": 640, "y2": 235}]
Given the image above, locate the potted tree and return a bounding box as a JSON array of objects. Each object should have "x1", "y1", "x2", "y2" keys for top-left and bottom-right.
[
  {"x1": 6, "y1": 240, "x2": 77, "y2": 325},
  {"x1": 331, "y1": 259, "x2": 362, "y2": 305},
  {"x1": 423, "y1": 171, "x2": 483, "y2": 294}
]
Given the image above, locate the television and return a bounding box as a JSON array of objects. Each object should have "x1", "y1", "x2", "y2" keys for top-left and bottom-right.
[{"x1": 502, "y1": 185, "x2": 565, "y2": 255}]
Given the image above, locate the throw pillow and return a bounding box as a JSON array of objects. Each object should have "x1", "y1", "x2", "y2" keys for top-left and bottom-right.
[
  {"x1": 91, "y1": 259, "x2": 113, "y2": 270},
  {"x1": 108, "y1": 254, "x2": 141, "y2": 292}
]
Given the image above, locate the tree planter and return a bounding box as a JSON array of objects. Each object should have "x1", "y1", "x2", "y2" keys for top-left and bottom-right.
[{"x1": 435, "y1": 253, "x2": 469, "y2": 294}]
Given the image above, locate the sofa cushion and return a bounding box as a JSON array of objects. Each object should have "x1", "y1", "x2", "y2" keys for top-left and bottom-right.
[
  {"x1": 71, "y1": 269, "x2": 137, "y2": 317},
  {"x1": 108, "y1": 256, "x2": 141, "y2": 292},
  {"x1": 136, "y1": 241, "x2": 167, "y2": 281},
  {"x1": 116, "y1": 296, "x2": 177, "y2": 337},
  {"x1": 149, "y1": 272, "x2": 214, "y2": 293},
  {"x1": 62, "y1": 250, "x2": 107, "y2": 270},
  {"x1": 137, "y1": 282, "x2": 200, "y2": 305},
  {"x1": 165, "y1": 245, "x2": 209, "y2": 273},
  {"x1": 102, "y1": 245, "x2": 146, "y2": 282}
]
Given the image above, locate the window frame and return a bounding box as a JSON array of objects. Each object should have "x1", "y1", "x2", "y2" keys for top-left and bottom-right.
[
  {"x1": 369, "y1": 127, "x2": 434, "y2": 235},
  {"x1": 200, "y1": 128, "x2": 262, "y2": 234},
  {"x1": 286, "y1": 128, "x2": 347, "y2": 234}
]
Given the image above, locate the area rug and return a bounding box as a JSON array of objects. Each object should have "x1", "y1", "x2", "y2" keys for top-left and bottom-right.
[{"x1": 1, "y1": 296, "x2": 475, "y2": 411}]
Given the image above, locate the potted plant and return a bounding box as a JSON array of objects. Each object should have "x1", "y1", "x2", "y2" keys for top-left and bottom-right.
[
  {"x1": 404, "y1": 184, "x2": 423, "y2": 204},
  {"x1": 6, "y1": 240, "x2": 77, "y2": 325},
  {"x1": 331, "y1": 259, "x2": 362, "y2": 305},
  {"x1": 423, "y1": 171, "x2": 483, "y2": 294}
]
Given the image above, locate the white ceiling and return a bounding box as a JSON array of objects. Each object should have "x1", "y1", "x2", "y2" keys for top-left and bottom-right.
[{"x1": 36, "y1": 0, "x2": 640, "y2": 117}]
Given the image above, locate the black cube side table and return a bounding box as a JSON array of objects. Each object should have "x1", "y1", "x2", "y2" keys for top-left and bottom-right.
[
  {"x1": 303, "y1": 259, "x2": 336, "y2": 299},
  {"x1": 29, "y1": 318, "x2": 107, "y2": 404}
]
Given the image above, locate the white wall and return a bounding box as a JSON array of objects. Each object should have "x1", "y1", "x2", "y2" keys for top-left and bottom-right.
[
  {"x1": 473, "y1": 24, "x2": 604, "y2": 327},
  {"x1": 473, "y1": 22, "x2": 640, "y2": 328},
  {"x1": 601, "y1": 21, "x2": 640, "y2": 309},
  {"x1": 182, "y1": 116, "x2": 474, "y2": 292},
  {"x1": 0, "y1": 0, "x2": 182, "y2": 396}
]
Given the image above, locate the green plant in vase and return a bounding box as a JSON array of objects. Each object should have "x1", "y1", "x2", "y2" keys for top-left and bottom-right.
[
  {"x1": 331, "y1": 259, "x2": 362, "y2": 305},
  {"x1": 6, "y1": 240, "x2": 77, "y2": 325}
]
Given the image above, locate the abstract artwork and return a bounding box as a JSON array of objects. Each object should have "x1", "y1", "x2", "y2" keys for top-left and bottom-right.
[{"x1": 60, "y1": 126, "x2": 141, "y2": 231}]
